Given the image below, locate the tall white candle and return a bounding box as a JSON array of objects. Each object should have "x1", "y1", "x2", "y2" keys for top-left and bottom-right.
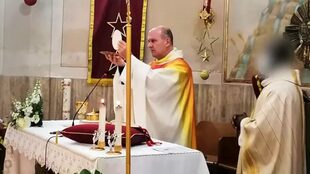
[
  {"x1": 115, "y1": 101, "x2": 122, "y2": 146},
  {"x1": 62, "y1": 79, "x2": 71, "y2": 120},
  {"x1": 99, "y1": 99, "x2": 106, "y2": 142}
]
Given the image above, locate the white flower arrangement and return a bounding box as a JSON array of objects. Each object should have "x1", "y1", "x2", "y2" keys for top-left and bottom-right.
[{"x1": 9, "y1": 80, "x2": 43, "y2": 129}]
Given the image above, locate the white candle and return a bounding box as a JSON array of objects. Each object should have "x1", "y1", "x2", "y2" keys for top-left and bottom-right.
[
  {"x1": 99, "y1": 99, "x2": 106, "y2": 142},
  {"x1": 115, "y1": 101, "x2": 122, "y2": 146},
  {"x1": 62, "y1": 79, "x2": 71, "y2": 120}
]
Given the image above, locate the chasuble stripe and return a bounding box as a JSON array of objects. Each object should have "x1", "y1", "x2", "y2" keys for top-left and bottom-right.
[{"x1": 151, "y1": 58, "x2": 197, "y2": 148}]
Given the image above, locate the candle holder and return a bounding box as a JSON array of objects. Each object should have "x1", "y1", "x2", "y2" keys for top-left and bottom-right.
[
  {"x1": 86, "y1": 109, "x2": 99, "y2": 121},
  {"x1": 91, "y1": 130, "x2": 105, "y2": 151},
  {"x1": 113, "y1": 132, "x2": 123, "y2": 153},
  {"x1": 97, "y1": 130, "x2": 106, "y2": 150},
  {"x1": 92, "y1": 130, "x2": 99, "y2": 149},
  {"x1": 106, "y1": 132, "x2": 122, "y2": 154},
  {"x1": 75, "y1": 101, "x2": 88, "y2": 120}
]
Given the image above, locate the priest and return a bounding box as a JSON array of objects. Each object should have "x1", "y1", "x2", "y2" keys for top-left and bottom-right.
[
  {"x1": 237, "y1": 38, "x2": 306, "y2": 174},
  {"x1": 106, "y1": 26, "x2": 196, "y2": 148}
]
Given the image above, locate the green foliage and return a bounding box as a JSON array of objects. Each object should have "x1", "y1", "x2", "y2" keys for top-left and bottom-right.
[
  {"x1": 79, "y1": 169, "x2": 92, "y2": 174},
  {"x1": 79, "y1": 169, "x2": 102, "y2": 174}
]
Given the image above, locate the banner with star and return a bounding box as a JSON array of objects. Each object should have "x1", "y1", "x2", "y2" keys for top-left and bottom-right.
[{"x1": 87, "y1": 0, "x2": 148, "y2": 85}]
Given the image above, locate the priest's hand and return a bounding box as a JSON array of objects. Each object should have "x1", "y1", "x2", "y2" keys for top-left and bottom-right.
[
  {"x1": 232, "y1": 112, "x2": 248, "y2": 136},
  {"x1": 105, "y1": 53, "x2": 125, "y2": 67},
  {"x1": 117, "y1": 41, "x2": 127, "y2": 59}
]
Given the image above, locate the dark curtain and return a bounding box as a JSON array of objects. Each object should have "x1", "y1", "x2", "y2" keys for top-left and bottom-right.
[{"x1": 89, "y1": 0, "x2": 147, "y2": 83}]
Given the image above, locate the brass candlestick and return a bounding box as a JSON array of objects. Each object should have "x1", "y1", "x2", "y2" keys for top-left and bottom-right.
[
  {"x1": 97, "y1": 128, "x2": 105, "y2": 150},
  {"x1": 106, "y1": 132, "x2": 122, "y2": 154},
  {"x1": 97, "y1": 140, "x2": 105, "y2": 149},
  {"x1": 91, "y1": 131, "x2": 105, "y2": 151}
]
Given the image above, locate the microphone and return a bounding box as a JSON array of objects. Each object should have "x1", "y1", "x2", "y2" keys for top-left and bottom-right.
[
  {"x1": 72, "y1": 51, "x2": 118, "y2": 126},
  {"x1": 71, "y1": 74, "x2": 104, "y2": 126}
]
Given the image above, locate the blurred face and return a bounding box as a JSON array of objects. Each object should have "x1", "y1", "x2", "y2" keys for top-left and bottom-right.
[
  {"x1": 147, "y1": 28, "x2": 172, "y2": 59},
  {"x1": 257, "y1": 52, "x2": 272, "y2": 76}
]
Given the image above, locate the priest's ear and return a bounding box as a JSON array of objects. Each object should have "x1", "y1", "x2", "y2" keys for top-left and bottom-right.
[
  {"x1": 160, "y1": 27, "x2": 174, "y2": 46},
  {"x1": 165, "y1": 28, "x2": 174, "y2": 46},
  {"x1": 164, "y1": 38, "x2": 172, "y2": 47}
]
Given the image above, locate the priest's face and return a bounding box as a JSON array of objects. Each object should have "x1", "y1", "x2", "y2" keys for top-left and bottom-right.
[{"x1": 147, "y1": 29, "x2": 172, "y2": 59}]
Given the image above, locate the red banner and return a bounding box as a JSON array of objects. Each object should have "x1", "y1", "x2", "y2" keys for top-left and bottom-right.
[{"x1": 88, "y1": 0, "x2": 147, "y2": 85}]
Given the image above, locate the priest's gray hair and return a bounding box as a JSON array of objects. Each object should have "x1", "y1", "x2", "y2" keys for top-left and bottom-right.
[{"x1": 158, "y1": 26, "x2": 174, "y2": 45}]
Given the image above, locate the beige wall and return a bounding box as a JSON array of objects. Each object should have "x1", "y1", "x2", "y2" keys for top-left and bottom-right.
[
  {"x1": 2, "y1": 0, "x2": 52, "y2": 77},
  {"x1": 0, "y1": 0, "x2": 4, "y2": 74},
  {"x1": 0, "y1": 0, "x2": 257, "y2": 124},
  {"x1": 0, "y1": 0, "x2": 224, "y2": 84},
  {"x1": 145, "y1": 0, "x2": 224, "y2": 84},
  {"x1": 0, "y1": 0, "x2": 88, "y2": 78},
  {"x1": 61, "y1": 0, "x2": 90, "y2": 68}
]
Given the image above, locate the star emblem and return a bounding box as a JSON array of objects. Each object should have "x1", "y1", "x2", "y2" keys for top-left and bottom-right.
[
  {"x1": 99, "y1": 51, "x2": 118, "y2": 72},
  {"x1": 200, "y1": 49, "x2": 210, "y2": 62},
  {"x1": 197, "y1": 29, "x2": 219, "y2": 62},
  {"x1": 104, "y1": 13, "x2": 127, "y2": 72},
  {"x1": 107, "y1": 13, "x2": 127, "y2": 37}
]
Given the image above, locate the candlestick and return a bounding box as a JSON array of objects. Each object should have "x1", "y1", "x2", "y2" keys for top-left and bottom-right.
[
  {"x1": 98, "y1": 99, "x2": 106, "y2": 149},
  {"x1": 114, "y1": 101, "x2": 123, "y2": 153},
  {"x1": 55, "y1": 131, "x2": 59, "y2": 144}
]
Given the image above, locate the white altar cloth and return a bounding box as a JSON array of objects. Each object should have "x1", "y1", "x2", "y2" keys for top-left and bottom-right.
[{"x1": 4, "y1": 120, "x2": 209, "y2": 174}]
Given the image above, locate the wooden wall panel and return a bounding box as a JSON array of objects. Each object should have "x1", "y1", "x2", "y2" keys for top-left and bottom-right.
[
  {"x1": 48, "y1": 78, "x2": 62, "y2": 120},
  {"x1": 0, "y1": 76, "x2": 260, "y2": 124},
  {"x1": 0, "y1": 76, "x2": 51, "y2": 122},
  {"x1": 70, "y1": 79, "x2": 114, "y2": 121},
  {"x1": 195, "y1": 84, "x2": 256, "y2": 123},
  {"x1": 0, "y1": 76, "x2": 117, "y2": 122}
]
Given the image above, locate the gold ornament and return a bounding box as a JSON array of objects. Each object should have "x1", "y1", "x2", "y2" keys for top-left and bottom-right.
[
  {"x1": 197, "y1": 6, "x2": 218, "y2": 63},
  {"x1": 199, "y1": 8, "x2": 215, "y2": 28},
  {"x1": 199, "y1": 8, "x2": 210, "y2": 20},
  {"x1": 197, "y1": 5, "x2": 217, "y2": 79},
  {"x1": 200, "y1": 50, "x2": 210, "y2": 62},
  {"x1": 197, "y1": 31, "x2": 218, "y2": 63},
  {"x1": 200, "y1": 70, "x2": 210, "y2": 80}
]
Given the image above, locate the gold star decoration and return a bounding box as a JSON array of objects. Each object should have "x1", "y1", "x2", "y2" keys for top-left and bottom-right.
[
  {"x1": 200, "y1": 49, "x2": 210, "y2": 62},
  {"x1": 197, "y1": 29, "x2": 219, "y2": 62}
]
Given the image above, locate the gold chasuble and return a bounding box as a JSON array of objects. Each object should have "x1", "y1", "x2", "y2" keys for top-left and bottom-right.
[
  {"x1": 113, "y1": 48, "x2": 196, "y2": 148},
  {"x1": 237, "y1": 69, "x2": 306, "y2": 174}
]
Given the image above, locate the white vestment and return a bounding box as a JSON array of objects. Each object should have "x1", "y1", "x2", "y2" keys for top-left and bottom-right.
[{"x1": 237, "y1": 69, "x2": 306, "y2": 174}]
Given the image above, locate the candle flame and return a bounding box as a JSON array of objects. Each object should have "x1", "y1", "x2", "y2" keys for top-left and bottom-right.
[
  {"x1": 101, "y1": 99, "x2": 105, "y2": 104},
  {"x1": 116, "y1": 101, "x2": 121, "y2": 106}
]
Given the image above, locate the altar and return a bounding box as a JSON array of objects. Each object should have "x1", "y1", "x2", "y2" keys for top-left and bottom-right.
[{"x1": 3, "y1": 120, "x2": 209, "y2": 174}]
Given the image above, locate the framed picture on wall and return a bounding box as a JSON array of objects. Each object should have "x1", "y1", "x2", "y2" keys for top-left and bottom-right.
[{"x1": 223, "y1": 0, "x2": 310, "y2": 84}]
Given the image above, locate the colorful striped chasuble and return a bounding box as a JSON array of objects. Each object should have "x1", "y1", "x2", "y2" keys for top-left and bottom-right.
[{"x1": 113, "y1": 48, "x2": 196, "y2": 148}]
